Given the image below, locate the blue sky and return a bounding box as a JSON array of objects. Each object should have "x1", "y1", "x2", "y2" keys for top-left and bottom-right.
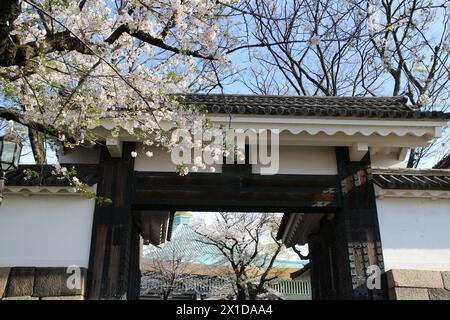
[{"x1": 4, "y1": 2, "x2": 449, "y2": 166}]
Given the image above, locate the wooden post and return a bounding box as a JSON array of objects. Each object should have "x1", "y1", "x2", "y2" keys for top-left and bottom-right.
[
  {"x1": 334, "y1": 147, "x2": 385, "y2": 300},
  {"x1": 86, "y1": 142, "x2": 136, "y2": 300},
  {"x1": 127, "y1": 221, "x2": 142, "y2": 300}
]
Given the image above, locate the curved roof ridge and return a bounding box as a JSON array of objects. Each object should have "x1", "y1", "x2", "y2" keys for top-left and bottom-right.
[
  {"x1": 182, "y1": 93, "x2": 449, "y2": 119},
  {"x1": 185, "y1": 93, "x2": 408, "y2": 101},
  {"x1": 373, "y1": 167, "x2": 450, "y2": 190}
]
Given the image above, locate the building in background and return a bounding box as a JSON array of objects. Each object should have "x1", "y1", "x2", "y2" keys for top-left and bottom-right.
[{"x1": 141, "y1": 212, "x2": 311, "y2": 300}]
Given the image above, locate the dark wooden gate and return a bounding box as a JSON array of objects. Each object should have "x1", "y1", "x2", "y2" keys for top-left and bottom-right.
[
  {"x1": 307, "y1": 147, "x2": 385, "y2": 300},
  {"x1": 85, "y1": 144, "x2": 386, "y2": 300}
]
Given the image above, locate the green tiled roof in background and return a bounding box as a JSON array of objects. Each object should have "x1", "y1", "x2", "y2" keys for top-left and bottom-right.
[{"x1": 144, "y1": 212, "x2": 307, "y2": 268}]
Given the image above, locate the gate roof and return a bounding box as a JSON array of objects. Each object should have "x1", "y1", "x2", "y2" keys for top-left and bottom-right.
[{"x1": 184, "y1": 94, "x2": 450, "y2": 120}]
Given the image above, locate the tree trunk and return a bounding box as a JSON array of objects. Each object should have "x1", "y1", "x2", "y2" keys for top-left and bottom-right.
[
  {"x1": 28, "y1": 128, "x2": 47, "y2": 164},
  {"x1": 0, "y1": 1, "x2": 21, "y2": 67},
  {"x1": 253, "y1": 243, "x2": 282, "y2": 298},
  {"x1": 248, "y1": 284, "x2": 258, "y2": 300},
  {"x1": 236, "y1": 281, "x2": 249, "y2": 300}
]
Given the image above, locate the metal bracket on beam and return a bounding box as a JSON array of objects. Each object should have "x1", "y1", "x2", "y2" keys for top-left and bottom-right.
[
  {"x1": 349, "y1": 143, "x2": 369, "y2": 162},
  {"x1": 106, "y1": 136, "x2": 123, "y2": 158}
]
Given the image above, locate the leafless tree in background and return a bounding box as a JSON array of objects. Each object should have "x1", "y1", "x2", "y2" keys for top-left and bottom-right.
[
  {"x1": 3, "y1": 1, "x2": 448, "y2": 166},
  {"x1": 226, "y1": 0, "x2": 450, "y2": 167}
]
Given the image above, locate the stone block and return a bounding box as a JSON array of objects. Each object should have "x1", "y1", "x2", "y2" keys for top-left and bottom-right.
[
  {"x1": 0, "y1": 268, "x2": 11, "y2": 298},
  {"x1": 441, "y1": 272, "x2": 450, "y2": 291},
  {"x1": 387, "y1": 269, "x2": 443, "y2": 289},
  {"x1": 5, "y1": 267, "x2": 35, "y2": 297},
  {"x1": 41, "y1": 295, "x2": 84, "y2": 300},
  {"x1": 392, "y1": 287, "x2": 429, "y2": 300},
  {"x1": 34, "y1": 267, "x2": 86, "y2": 297},
  {"x1": 2, "y1": 296, "x2": 39, "y2": 300},
  {"x1": 428, "y1": 288, "x2": 450, "y2": 300}
]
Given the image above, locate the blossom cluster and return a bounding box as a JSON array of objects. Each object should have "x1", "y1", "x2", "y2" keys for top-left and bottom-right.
[{"x1": 0, "y1": 0, "x2": 237, "y2": 174}]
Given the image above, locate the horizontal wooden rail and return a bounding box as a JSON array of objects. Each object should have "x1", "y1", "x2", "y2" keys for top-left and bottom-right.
[{"x1": 132, "y1": 172, "x2": 340, "y2": 212}]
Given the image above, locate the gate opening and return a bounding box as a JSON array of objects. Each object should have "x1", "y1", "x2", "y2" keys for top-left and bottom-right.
[{"x1": 139, "y1": 211, "x2": 311, "y2": 300}]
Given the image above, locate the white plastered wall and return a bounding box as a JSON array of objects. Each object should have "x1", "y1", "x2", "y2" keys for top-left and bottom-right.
[
  {"x1": 58, "y1": 146, "x2": 100, "y2": 164},
  {"x1": 0, "y1": 193, "x2": 96, "y2": 268},
  {"x1": 135, "y1": 144, "x2": 337, "y2": 175},
  {"x1": 134, "y1": 144, "x2": 223, "y2": 173},
  {"x1": 376, "y1": 196, "x2": 450, "y2": 271},
  {"x1": 371, "y1": 153, "x2": 408, "y2": 168},
  {"x1": 252, "y1": 146, "x2": 337, "y2": 175}
]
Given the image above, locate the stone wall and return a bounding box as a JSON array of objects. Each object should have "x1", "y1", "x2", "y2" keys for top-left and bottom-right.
[
  {"x1": 0, "y1": 267, "x2": 86, "y2": 300},
  {"x1": 387, "y1": 269, "x2": 450, "y2": 300}
]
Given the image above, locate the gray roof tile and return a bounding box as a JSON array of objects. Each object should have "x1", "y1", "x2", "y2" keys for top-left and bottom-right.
[
  {"x1": 433, "y1": 153, "x2": 450, "y2": 169},
  {"x1": 373, "y1": 168, "x2": 450, "y2": 190},
  {"x1": 5, "y1": 164, "x2": 98, "y2": 187},
  {"x1": 183, "y1": 94, "x2": 450, "y2": 119}
]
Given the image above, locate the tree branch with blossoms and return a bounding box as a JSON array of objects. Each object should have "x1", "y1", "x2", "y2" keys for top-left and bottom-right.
[{"x1": 0, "y1": 0, "x2": 236, "y2": 166}]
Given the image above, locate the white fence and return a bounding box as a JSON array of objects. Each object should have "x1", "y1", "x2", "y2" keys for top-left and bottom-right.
[
  {"x1": 141, "y1": 273, "x2": 311, "y2": 299},
  {"x1": 267, "y1": 280, "x2": 311, "y2": 297}
]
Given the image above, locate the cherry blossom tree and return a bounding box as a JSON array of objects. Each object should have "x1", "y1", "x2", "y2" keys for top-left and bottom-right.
[
  {"x1": 2, "y1": 1, "x2": 448, "y2": 169},
  {"x1": 142, "y1": 228, "x2": 234, "y2": 300},
  {"x1": 0, "y1": 0, "x2": 237, "y2": 165},
  {"x1": 194, "y1": 212, "x2": 286, "y2": 300},
  {"x1": 143, "y1": 244, "x2": 200, "y2": 300}
]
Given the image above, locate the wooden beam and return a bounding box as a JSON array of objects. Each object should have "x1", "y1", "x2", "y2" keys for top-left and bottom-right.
[
  {"x1": 132, "y1": 171, "x2": 340, "y2": 212},
  {"x1": 106, "y1": 136, "x2": 123, "y2": 158},
  {"x1": 349, "y1": 143, "x2": 369, "y2": 162},
  {"x1": 86, "y1": 143, "x2": 136, "y2": 300},
  {"x1": 85, "y1": 151, "x2": 115, "y2": 300},
  {"x1": 397, "y1": 147, "x2": 409, "y2": 161},
  {"x1": 133, "y1": 210, "x2": 171, "y2": 246},
  {"x1": 332, "y1": 147, "x2": 386, "y2": 300}
]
